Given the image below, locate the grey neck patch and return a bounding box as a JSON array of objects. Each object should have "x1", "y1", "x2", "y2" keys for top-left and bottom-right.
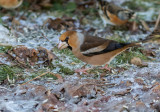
[{"x1": 76, "y1": 32, "x2": 84, "y2": 46}]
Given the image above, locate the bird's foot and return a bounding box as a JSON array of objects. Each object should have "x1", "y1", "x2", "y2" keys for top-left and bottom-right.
[
  {"x1": 99, "y1": 64, "x2": 111, "y2": 71},
  {"x1": 75, "y1": 68, "x2": 92, "y2": 74}
]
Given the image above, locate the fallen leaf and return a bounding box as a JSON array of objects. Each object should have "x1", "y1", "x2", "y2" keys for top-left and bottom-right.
[
  {"x1": 134, "y1": 78, "x2": 145, "y2": 85},
  {"x1": 37, "y1": 47, "x2": 57, "y2": 64},
  {"x1": 152, "y1": 84, "x2": 160, "y2": 94},
  {"x1": 140, "y1": 49, "x2": 156, "y2": 57},
  {"x1": 44, "y1": 18, "x2": 76, "y2": 31},
  {"x1": 114, "y1": 88, "x2": 131, "y2": 96},
  {"x1": 7, "y1": 46, "x2": 57, "y2": 67},
  {"x1": 65, "y1": 83, "x2": 95, "y2": 97},
  {"x1": 55, "y1": 74, "x2": 64, "y2": 83},
  {"x1": 131, "y1": 57, "x2": 142, "y2": 66}
]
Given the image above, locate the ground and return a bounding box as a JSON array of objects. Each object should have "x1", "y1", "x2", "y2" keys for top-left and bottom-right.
[{"x1": 0, "y1": 0, "x2": 160, "y2": 111}]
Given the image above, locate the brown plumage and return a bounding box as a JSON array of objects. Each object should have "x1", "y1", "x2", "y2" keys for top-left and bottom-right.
[
  {"x1": 0, "y1": 0, "x2": 23, "y2": 9},
  {"x1": 58, "y1": 31, "x2": 141, "y2": 67},
  {"x1": 97, "y1": 0, "x2": 135, "y2": 26},
  {"x1": 58, "y1": 31, "x2": 160, "y2": 73}
]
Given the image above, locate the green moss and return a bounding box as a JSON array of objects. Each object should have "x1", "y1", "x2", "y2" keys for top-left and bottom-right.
[
  {"x1": 0, "y1": 18, "x2": 3, "y2": 24},
  {"x1": 0, "y1": 46, "x2": 13, "y2": 53},
  {"x1": 53, "y1": 47, "x2": 81, "y2": 63},
  {"x1": 106, "y1": 34, "x2": 127, "y2": 43},
  {"x1": 122, "y1": 0, "x2": 148, "y2": 11},
  {"x1": 29, "y1": 70, "x2": 58, "y2": 80},
  {"x1": 0, "y1": 65, "x2": 23, "y2": 84},
  {"x1": 55, "y1": 48, "x2": 73, "y2": 56},
  {"x1": 111, "y1": 47, "x2": 149, "y2": 66},
  {"x1": 122, "y1": 0, "x2": 160, "y2": 11},
  {"x1": 58, "y1": 65, "x2": 74, "y2": 75},
  {"x1": 51, "y1": 2, "x2": 76, "y2": 16},
  {"x1": 82, "y1": 7, "x2": 97, "y2": 16}
]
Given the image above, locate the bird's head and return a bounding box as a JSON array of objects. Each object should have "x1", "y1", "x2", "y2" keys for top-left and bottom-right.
[
  {"x1": 58, "y1": 31, "x2": 84, "y2": 50},
  {"x1": 118, "y1": 10, "x2": 135, "y2": 20},
  {"x1": 0, "y1": 0, "x2": 23, "y2": 9}
]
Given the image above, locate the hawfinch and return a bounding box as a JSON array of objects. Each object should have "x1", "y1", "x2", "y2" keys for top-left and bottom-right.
[
  {"x1": 0, "y1": 0, "x2": 23, "y2": 9},
  {"x1": 58, "y1": 31, "x2": 141, "y2": 73},
  {"x1": 97, "y1": 0, "x2": 135, "y2": 26}
]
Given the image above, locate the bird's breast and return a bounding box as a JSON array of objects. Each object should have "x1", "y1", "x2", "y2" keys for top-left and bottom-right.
[{"x1": 73, "y1": 49, "x2": 111, "y2": 66}]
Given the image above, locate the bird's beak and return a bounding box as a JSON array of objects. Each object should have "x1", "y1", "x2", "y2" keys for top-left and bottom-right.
[{"x1": 58, "y1": 41, "x2": 68, "y2": 49}]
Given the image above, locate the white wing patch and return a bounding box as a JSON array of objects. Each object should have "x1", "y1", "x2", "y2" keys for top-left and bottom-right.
[
  {"x1": 77, "y1": 32, "x2": 84, "y2": 46},
  {"x1": 81, "y1": 45, "x2": 106, "y2": 54}
]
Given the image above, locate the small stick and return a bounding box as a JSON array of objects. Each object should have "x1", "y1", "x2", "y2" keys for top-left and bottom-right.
[
  {"x1": 20, "y1": 72, "x2": 50, "y2": 86},
  {"x1": 41, "y1": 32, "x2": 49, "y2": 42},
  {"x1": 0, "y1": 43, "x2": 13, "y2": 47},
  {"x1": 141, "y1": 20, "x2": 150, "y2": 31},
  {"x1": 0, "y1": 86, "x2": 12, "y2": 91},
  {"x1": 20, "y1": 72, "x2": 60, "y2": 86},
  {"x1": 154, "y1": 13, "x2": 160, "y2": 30},
  {"x1": 86, "y1": 83, "x2": 116, "y2": 87}
]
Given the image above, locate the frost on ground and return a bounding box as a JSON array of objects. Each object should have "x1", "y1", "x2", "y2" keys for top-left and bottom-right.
[
  {"x1": 0, "y1": 0, "x2": 160, "y2": 111},
  {"x1": 0, "y1": 62, "x2": 160, "y2": 112}
]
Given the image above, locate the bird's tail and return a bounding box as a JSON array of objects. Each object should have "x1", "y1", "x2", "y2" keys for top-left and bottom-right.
[{"x1": 129, "y1": 33, "x2": 160, "y2": 47}]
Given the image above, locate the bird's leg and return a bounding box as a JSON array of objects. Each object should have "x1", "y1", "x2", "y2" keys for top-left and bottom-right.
[
  {"x1": 75, "y1": 64, "x2": 92, "y2": 74},
  {"x1": 100, "y1": 64, "x2": 111, "y2": 71},
  {"x1": 75, "y1": 68, "x2": 92, "y2": 74},
  {"x1": 81, "y1": 64, "x2": 87, "y2": 69}
]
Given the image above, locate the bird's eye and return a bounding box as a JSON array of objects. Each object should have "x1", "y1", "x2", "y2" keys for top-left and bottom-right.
[
  {"x1": 65, "y1": 36, "x2": 69, "y2": 41},
  {"x1": 62, "y1": 36, "x2": 69, "y2": 43},
  {"x1": 66, "y1": 36, "x2": 69, "y2": 40}
]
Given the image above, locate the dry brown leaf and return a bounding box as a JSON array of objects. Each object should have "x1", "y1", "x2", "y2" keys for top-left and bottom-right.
[
  {"x1": 27, "y1": 0, "x2": 53, "y2": 10},
  {"x1": 114, "y1": 88, "x2": 131, "y2": 96},
  {"x1": 136, "y1": 101, "x2": 145, "y2": 106},
  {"x1": 37, "y1": 47, "x2": 57, "y2": 63},
  {"x1": 44, "y1": 18, "x2": 76, "y2": 31},
  {"x1": 18, "y1": 84, "x2": 61, "y2": 112},
  {"x1": 134, "y1": 78, "x2": 145, "y2": 85},
  {"x1": 42, "y1": 91, "x2": 59, "y2": 111},
  {"x1": 55, "y1": 74, "x2": 64, "y2": 83},
  {"x1": 152, "y1": 84, "x2": 160, "y2": 94},
  {"x1": 66, "y1": 83, "x2": 95, "y2": 97},
  {"x1": 7, "y1": 46, "x2": 57, "y2": 67},
  {"x1": 140, "y1": 49, "x2": 156, "y2": 57},
  {"x1": 131, "y1": 57, "x2": 142, "y2": 66},
  {"x1": 39, "y1": 0, "x2": 53, "y2": 8},
  {"x1": 8, "y1": 46, "x2": 38, "y2": 66},
  {"x1": 12, "y1": 19, "x2": 21, "y2": 26}
]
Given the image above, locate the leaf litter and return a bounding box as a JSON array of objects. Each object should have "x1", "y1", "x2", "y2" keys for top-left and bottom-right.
[{"x1": 0, "y1": 0, "x2": 160, "y2": 111}]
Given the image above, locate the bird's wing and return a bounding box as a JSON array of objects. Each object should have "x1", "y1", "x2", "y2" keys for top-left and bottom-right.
[{"x1": 80, "y1": 35, "x2": 129, "y2": 56}]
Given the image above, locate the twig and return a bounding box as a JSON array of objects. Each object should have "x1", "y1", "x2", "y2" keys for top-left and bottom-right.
[
  {"x1": 0, "y1": 86, "x2": 12, "y2": 91},
  {"x1": 41, "y1": 32, "x2": 49, "y2": 41},
  {"x1": 20, "y1": 72, "x2": 50, "y2": 86},
  {"x1": 20, "y1": 72, "x2": 59, "y2": 86},
  {"x1": 154, "y1": 12, "x2": 160, "y2": 30},
  {"x1": 0, "y1": 43, "x2": 14, "y2": 47},
  {"x1": 141, "y1": 20, "x2": 150, "y2": 31},
  {"x1": 85, "y1": 83, "x2": 116, "y2": 87}
]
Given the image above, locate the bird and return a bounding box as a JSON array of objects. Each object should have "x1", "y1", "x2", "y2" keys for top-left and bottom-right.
[
  {"x1": 57, "y1": 31, "x2": 160, "y2": 74},
  {"x1": 97, "y1": 0, "x2": 135, "y2": 26},
  {"x1": 0, "y1": 0, "x2": 23, "y2": 9}
]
